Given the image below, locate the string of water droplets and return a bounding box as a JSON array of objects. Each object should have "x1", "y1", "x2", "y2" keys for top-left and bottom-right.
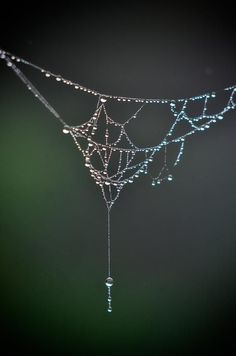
[{"x1": 1, "y1": 48, "x2": 236, "y2": 313}]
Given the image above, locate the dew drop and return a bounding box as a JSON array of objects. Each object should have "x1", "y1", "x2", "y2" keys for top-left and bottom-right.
[
  {"x1": 105, "y1": 277, "x2": 113, "y2": 287},
  {"x1": 63, "y1": 126, "x2": 70, "y2": 134}
]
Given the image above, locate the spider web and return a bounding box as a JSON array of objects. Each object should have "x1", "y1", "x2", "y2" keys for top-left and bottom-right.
[{"x1": 1, "y1": 48, "x2": 236, "y2": 312}]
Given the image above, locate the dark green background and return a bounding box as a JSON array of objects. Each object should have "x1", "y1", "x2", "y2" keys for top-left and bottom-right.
[{"x1": 0, "y1": 3, "x2": 236, "y2": 355}]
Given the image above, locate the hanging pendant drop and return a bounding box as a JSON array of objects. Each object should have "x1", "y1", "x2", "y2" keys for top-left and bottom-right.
[{"x1": 105, "y1": 277, "x2": 114, "y2": 287}]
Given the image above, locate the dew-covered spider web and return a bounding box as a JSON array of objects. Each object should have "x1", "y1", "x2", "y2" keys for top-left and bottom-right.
[{"x1": 1, "y1": 48, "x2": 236, "y2": 313}]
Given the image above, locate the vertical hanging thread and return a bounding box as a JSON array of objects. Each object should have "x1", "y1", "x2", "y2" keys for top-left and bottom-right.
[{"x1": 107, "y1": 206, "x2": 111, "y2": 277}]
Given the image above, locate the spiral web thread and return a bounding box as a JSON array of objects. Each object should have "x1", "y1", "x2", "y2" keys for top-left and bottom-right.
[{"x1": 1, "y1": 48, "x2": 236, "y2": 313}]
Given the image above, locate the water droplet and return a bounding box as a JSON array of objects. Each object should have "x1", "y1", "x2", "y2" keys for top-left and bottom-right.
[
  {"x1": 56, "y1": 77, "x2": 61, "y2": 81},
  {"x1": 105, "y1": 277, "x2": 113, "y2": 287},
  {"x1": 101, "y1": 98, "x2": 107, "y2": 103},
  {"x1": 168, "y1": 174, "x2": 173, "y2": 181},
  {"x1": 45, "y1": 72, "x2": 51, "y2": 77},
  {"x1": 63, "y1": 126, "x2": 70, "y2": 134},
  {"x1": 7, "y1": 61, "x2": 12, "y2": 67},
  {"x1": 108, "y1": 307, "x2": 112, "y2": 312}
]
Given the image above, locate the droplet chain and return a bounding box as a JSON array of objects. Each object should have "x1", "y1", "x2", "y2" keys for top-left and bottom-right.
[{"x1": 105, "y1": 206, "x2": 113, "y2": 312}]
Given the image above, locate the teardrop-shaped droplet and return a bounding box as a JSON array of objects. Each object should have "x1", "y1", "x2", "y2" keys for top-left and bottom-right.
[{"x1": 105, "y1": 277, "x2": 114, "y2": 287}]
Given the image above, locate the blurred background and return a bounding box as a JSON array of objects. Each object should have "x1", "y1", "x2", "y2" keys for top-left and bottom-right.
[{"x1": 0, "y1": 2, "x2": 236, "y2": 355}]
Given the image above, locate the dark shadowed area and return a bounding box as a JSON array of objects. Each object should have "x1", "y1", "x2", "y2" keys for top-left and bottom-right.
[{"x1": 0, "y1": 3, "x2": 236, "y2": 355}]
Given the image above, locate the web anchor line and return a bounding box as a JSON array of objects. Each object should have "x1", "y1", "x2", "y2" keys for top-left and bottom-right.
[
  {"x1": 1, "y1": 48, "x2": 236, "y2": 313},
  {"x1": 1, "y1": 52, "x2": 66, "y2": 126},
  {"x1": 1, "y1": 48, "x2": 235, "y2": 103}
]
